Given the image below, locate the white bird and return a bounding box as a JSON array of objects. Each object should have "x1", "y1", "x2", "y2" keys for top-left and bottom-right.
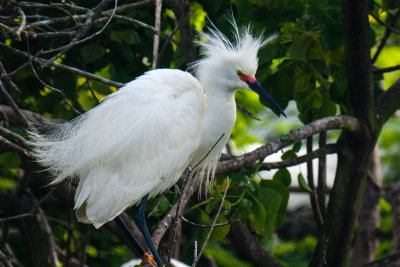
[{"x1": 30, "y1": 20, "x2": 285, "y2": 266}]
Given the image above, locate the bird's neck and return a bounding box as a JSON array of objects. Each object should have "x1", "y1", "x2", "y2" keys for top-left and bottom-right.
[{"x1": 196, "y1": 79, "x2": 237, "y2": 155}]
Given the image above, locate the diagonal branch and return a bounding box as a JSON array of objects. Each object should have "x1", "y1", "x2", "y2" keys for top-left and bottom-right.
[
  {"x1": 376, "y1": 78, "x2": 400, "y2": 125},
  {"x1": 259, "y1": 144, "x2": 337, "y2": 170},
  {"x1": 0, "y1": 42, "x2": 124, "y2": 88},
  {"x1": 369, "y1": 12, "x2": 400, "y2": 35},
  {"x1": 216, "y1": 115, "x2": 359, "y2": 174},
  {"x1": 42, "y1": 0, "x2": 116, "y2": 65}
]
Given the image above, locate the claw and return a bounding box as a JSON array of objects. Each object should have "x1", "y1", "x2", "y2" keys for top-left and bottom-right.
[{"x1": 140, "y1": 252, "x2": 157, "y2": 266}]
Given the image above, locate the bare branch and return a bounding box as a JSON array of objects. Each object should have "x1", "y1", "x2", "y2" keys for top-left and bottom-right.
[
  {"x1": 371, "y1": 10, "x2": 400, "y2": 63},
  {"x1": 259, "y1": 144, "x2": 337, "y2": 170},
  {"x1": 369, "y1": 12, "x2": 400, "y2": 34},
  {"x1": 152, "y1": 0, "x2": 162, "y2": 69},
  {"x1": 361, "y1": 253, "x2": 400, "y2": 267},
  {"x1": 41, "y1": 0, "x2": 118, "y2": 57},
  {"x1": 0, "y1": 190, "x2": 53, "y2": 223},
  {"x1": 0, "y1": 60, "x2": 21, "y2": 93},
  {"x1": 237, "y1": 105, "x2": 261, "y2": 121},
  {"x1": 373, "y1": 64, "x2": 400, "y2": 74},
  {"x1": 228, "y1": 220, "x2": 283, "y2": 267},
  {"x1": 0, "y1": 125, "x2": 34, "y2": 147},
  {"x1": 181, "y1": 216, "x2": 237, "y2": 228},
  {"x1": 0, "y1": 249, "x2": 13, "y2": 267},
  {"x1": 0, "y1": 80, "x2": 33, "y2": 129},
  {"x1": 152, "y1": 176, "x2": 201, "y2": 249},
  {"x1": 217, "y1": 115, "x2": 359, "y2": 174},
  {"x1": 0, "y1": 42, "x2": 124, "y2": 88},
  {"x1": 15, "y1": 7, "x2": 26, "y2": 39},
  {"x1": 0, "y1": 104, "x2": 63, "y2": 126},
  {"x1": 42, "y1": 0, "x2": 116, "y2": 65},
  {"x1": 317, "y1": 131, "x2": 327, "y2": 217},
  {"x1": 376, "y1": 78, "x2": 400, "y2": 125}
]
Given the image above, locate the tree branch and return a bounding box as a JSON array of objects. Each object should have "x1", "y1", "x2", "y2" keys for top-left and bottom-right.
[
  {"x1": 0, "y1": 42, "x2": 124, "y2": 88},
  {"x1": 259, "y1": 144, "x2": 337, "y2": 170},
  {"x1": 216, "y1": 115, "x2": 359, "y2": 174},
  {"x1": 369, "y1": 12, "x2": 400, "y2": 35},
  {"x1": 228, "y1": 220, "x2": 283, "y2": 267},
  {"x1": 376, "y1": 78, "x2": 400, "y2": 125},
  {"x1": 372, "y1": 64, "x2": 400, "y2": 74}
]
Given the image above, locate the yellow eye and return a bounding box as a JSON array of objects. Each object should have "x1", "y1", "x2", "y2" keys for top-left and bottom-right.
[{"x1": 237, "y1": 70, "x2": 244, "y2": 77}]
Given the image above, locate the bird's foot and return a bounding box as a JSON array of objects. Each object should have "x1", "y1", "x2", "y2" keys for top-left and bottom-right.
[{"x1": 140, "y1": 252, "x2": 157, "y2": 266}]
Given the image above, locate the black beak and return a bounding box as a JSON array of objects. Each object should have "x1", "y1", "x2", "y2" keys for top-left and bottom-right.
[{"x1": 246, "y1": 80, "x2": 287, "y2": 118}]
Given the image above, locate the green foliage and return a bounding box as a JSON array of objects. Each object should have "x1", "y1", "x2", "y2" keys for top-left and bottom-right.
[
  {"x1": 298, "y1": 173, "x2": 313, "y2": 194},
  {"x1": 1, "y1": 0, "x2": 399, "y2": 266}
]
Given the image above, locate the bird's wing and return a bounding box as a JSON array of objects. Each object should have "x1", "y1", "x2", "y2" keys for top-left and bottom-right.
[{"x1": 33, "y1": 69, "x2": 206, "y2": 227}]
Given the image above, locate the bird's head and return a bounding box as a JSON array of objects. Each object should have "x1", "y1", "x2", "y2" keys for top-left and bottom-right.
[{"x1": 192, "y1": 20, "x2": 286, "y2": 117}]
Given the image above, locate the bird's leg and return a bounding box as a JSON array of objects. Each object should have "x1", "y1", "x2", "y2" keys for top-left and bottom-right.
[
  {"x1": 137, "y1": 194, "x2": 164, "y2": 267},
  {"x1": 114, "y1": 216, "x2": 145, "y2": 256}
]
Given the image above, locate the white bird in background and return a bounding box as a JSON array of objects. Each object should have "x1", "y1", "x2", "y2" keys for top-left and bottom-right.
[{"x1": 30, "y1": 20, "x2": 286, "y2": 267}]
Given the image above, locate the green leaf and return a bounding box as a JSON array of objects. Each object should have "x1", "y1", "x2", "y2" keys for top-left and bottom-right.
[
  {"x1": 281, "y1": 150, "x2": 297, "y2": 160},
  {"x1": 293, "y1": 142, "x2": 302, "y2": 152},
  {"x1": 251, "y1": 202, "x2": 267, "y2": 236},
  {"x1": 151, "y1": 197, "x2": 171, "y2": 217},
  {"x1": 0, "y1": 152, "x2": 21, "y2": 169},
  {"x1": 110, "y1": 30, "x2": 140, "y2": 44},
  {"x1": 239, "y1": 198, "x2": 253, "y2": 212},
  {"x1": 256, "y1": 186, "x2": 282, "y2": 238},
  {"x1": 209, "y1": 215, "x2": 231, "y2": 243},
  {"x1": 260, "y1": 180, "x2": 289, "y2": 226},
  {"x1": 298, "y1": 173, "x2": 313, "y2": 194},
  {"x1": 206, "y1": 199, "x2": 219, "y2": 214},
  {"x1": 288, "y1": 39, "x2": 307, "y2": 62},
  {"x1": 80, "y1": 45, "x2": 105, "y2": 63},
  {"x1": 273, "y1": 168, "x2": 291, "y2": 187},
  {"x1": 294, "y1": 72, "x2": 312, "y2": 93}
]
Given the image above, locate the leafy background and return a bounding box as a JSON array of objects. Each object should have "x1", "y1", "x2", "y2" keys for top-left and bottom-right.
[{"x1": 0, "y1": 0, "x2": 399, "y2": 266}]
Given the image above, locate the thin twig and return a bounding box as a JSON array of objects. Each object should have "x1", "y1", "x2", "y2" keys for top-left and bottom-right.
[
  {"x1": 362, "y1": 252, "x2": 400, "y2": 267},
  {"x1": 30, "y1": 63, "x2": 82, "y2": 115},
  {"x1": 373, "y1": 64, "x2": 400, "y2": 74},
  {"x1": 152, "y1": 0, "x2": 162, "y2": 69},
  {"x1": 0, "y1": 42, "x2": 124, "y2": 88},
  {"x1": 85, "y1": 78, "x2": 100, "y2": 104},
  {"x1": 306, "y1": 112, "x2": 324, "y2": 232},
  {"x1": 192, "y1": 178, "x2": 230, "y2": 267},
  {"x1": 259, "y1": 144, "x2": 337, "y2": 170},
  {"x1": 0, "y1": 125, "x2": 35, "y2": 147},
  {"x1": 0, "y1": 135, "x2": 29, "y2": 155},
  {"x1": 317, "y1": 131, "x2": 327, "y2": 217},
  {"x1": 0, "y1": 60, "x2": 21, "y2": 93},
  {"x1": 181, "y1": 216, "x2": 237, "y2": 228},
  {"x1": 147, "y1": 193, "x2": 165, "y2": 218},
  {"x1": 0, "y1": 250, "x2": 13, "y2": 267},
  {"x1": 237, "y1": 105, "x2": 261, "y2": 121},
  {"x1": 0, "y1": 80, "x2": 32, "y2": 129},
  {"x1": 217, "y1": 115, "x2": 360, "y2": 174},
  {"x1": 371, "y1": 10, "x2": 400, "y2": 63},
  {"x1": 0, "y1": 189, "x2": 54, "y2": 223},
  {"x1": 194, "y1": 241, "x2": 197, "y2": 260},
  {"x1": 192, "y1": 133, "x2": 225, "y2": 170},
  {"x1": 41, "y1": 0, "x2": 118, "y2": 57},
  {"x1": 369, "y1": 12, "x2": 400, "y2": 34},
  {"x1": 15, "y1": 7, "x2": 26, "y2": 39},
  {"x1": 167, "y1": 169, "x2": 192, "y2": 266}
]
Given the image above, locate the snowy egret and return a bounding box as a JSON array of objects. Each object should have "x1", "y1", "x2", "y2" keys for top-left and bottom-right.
[{"x1": 30, "y1": 21, "x2": 285, "y2": 267}]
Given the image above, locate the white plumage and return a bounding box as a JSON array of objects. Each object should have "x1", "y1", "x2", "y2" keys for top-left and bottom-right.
[{"x1": 30, "y1": 22, "x2": 280, "y2": 228}]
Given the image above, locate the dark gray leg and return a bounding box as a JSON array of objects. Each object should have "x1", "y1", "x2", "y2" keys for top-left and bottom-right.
[
  {"x1": 137, "y1": 194, "x2": 163, "y2": 267},
  {"x1": 114, "y1": 215, "x2": 145, "y2": 256}
]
